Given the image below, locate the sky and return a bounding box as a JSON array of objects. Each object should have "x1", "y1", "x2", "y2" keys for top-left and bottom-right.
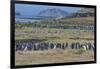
[{"x1": 15, "y1": 4, "x2": 81, "y2": 17}]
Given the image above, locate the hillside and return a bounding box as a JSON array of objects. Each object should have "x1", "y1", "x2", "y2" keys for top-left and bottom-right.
[
  {"x1": 37, "y1": 8, "x2": 69, "y2": 19},
  {"x1": 72, "y1": 8, "x2": 94, "y2": 17}
]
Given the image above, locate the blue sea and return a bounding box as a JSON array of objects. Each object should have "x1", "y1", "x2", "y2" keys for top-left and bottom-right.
[{"x1": 15, "y1": 15, "x2": 41, "y2": 23}]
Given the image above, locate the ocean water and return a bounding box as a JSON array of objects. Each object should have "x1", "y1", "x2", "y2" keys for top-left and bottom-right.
[
  {"x1": 15, "y1": 18, "x2": 40, "y2": 23},
  {"x1": 15, "y1": 15, "x2": 41, "y2": 23}
]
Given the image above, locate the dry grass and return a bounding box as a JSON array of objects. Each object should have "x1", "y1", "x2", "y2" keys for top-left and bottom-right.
[
  {"x1": 15, "y1": 17, "x2": 95, "y2": 65},
  {"x1": 15, "y1": 49, "x2": 94, "y2": 65},
  {"x1": 15, "y1": 28, "x2": 94, "y2": 44}
]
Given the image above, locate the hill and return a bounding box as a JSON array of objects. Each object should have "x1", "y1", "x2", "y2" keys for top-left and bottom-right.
[
  {"x1": 37, "y1": 8, "x2": 69, "y2": 19},
  {"x1": 72, "y1": 8, "x2": 94, "y2": 17}
]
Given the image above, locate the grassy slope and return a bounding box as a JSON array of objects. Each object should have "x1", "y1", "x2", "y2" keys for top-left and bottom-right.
[{"x1": 39, "y1": 17, "x2": 94, "y2": 26}]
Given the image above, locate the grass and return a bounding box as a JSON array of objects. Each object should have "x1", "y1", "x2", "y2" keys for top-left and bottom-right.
[
  {"x1": 15, "y1": 27, "x2": 94, "y2": 44},
  {"x1": 15, "y1": 17, "x2": 95, "y2": 65},
  {"x1": 61, "y1": 17, "x2": 94, "y2": 25},
  {"x1": 15, "y1": 49, "x2": 94, "y2": 65}
]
